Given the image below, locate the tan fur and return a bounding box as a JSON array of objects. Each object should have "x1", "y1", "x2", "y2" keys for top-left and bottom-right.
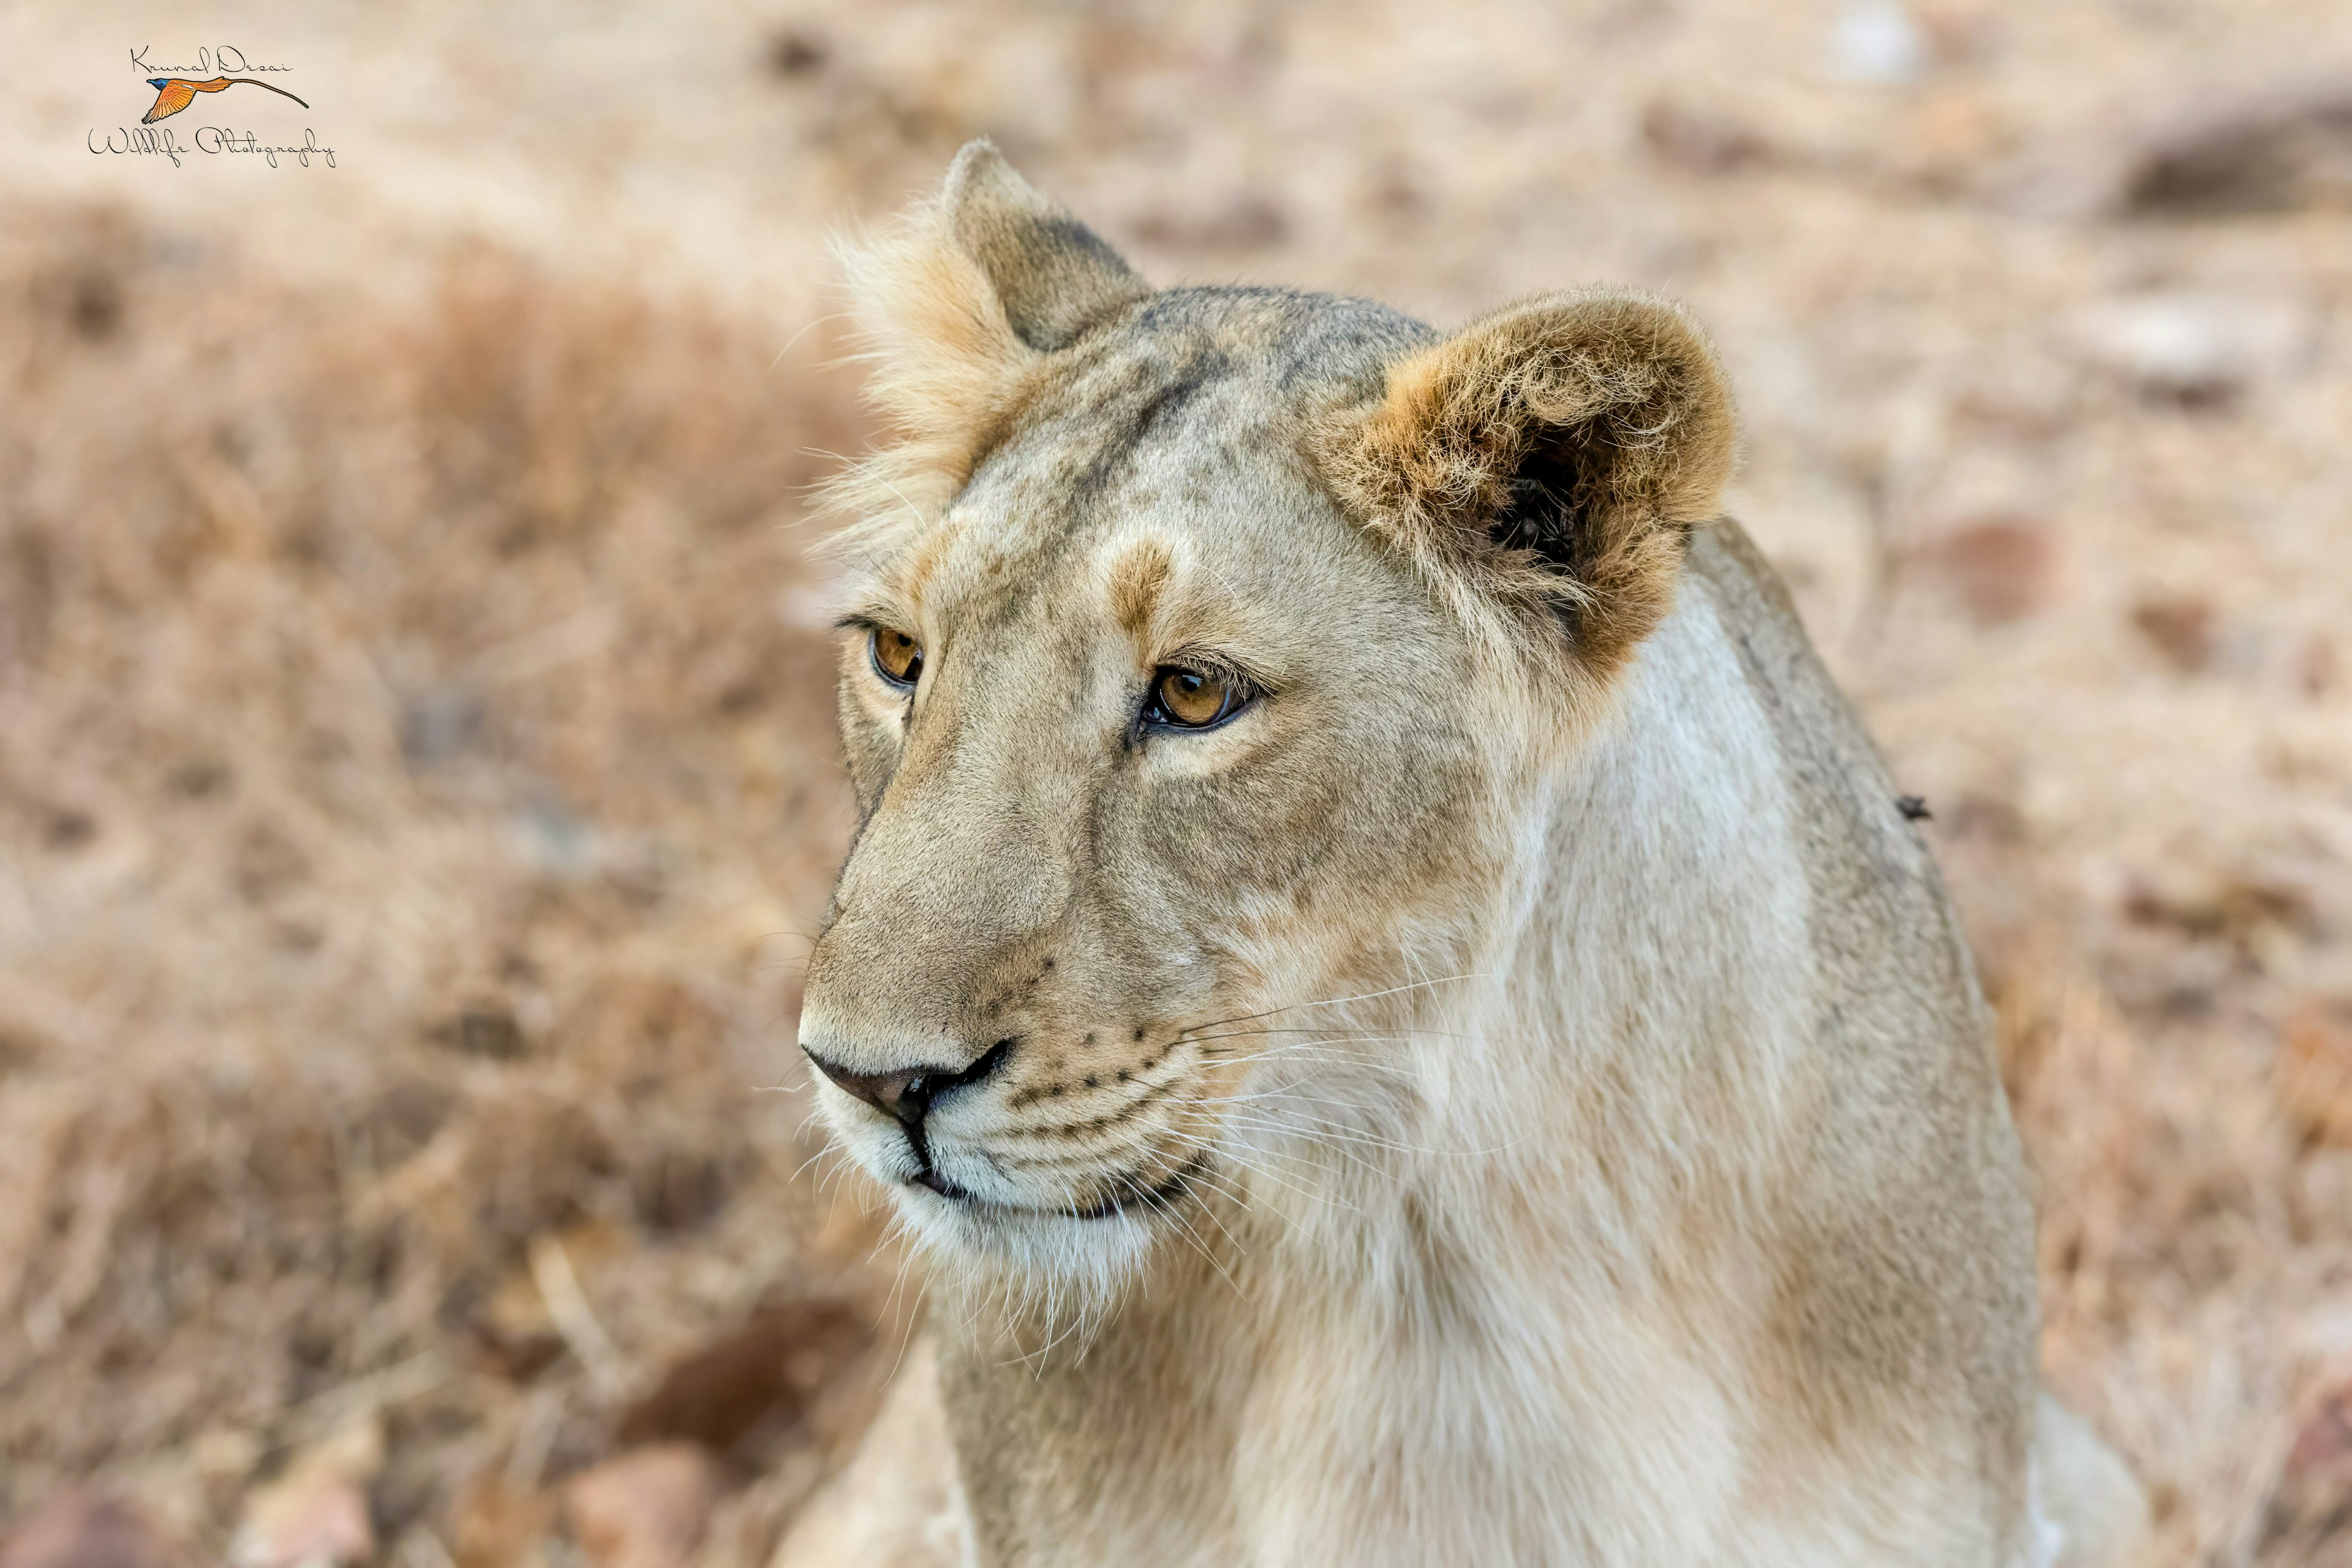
[{"x1": 799, "y1": 143, "x2": 2143, "y2": 1568}]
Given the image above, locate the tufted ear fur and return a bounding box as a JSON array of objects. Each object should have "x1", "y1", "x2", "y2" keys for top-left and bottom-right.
[
  {"x1": 1312, "y1": 289, "x2": 1737, "y2": 679},
  {"x1": 826, "y1": 141, "x2": 1149, "y2": 541}
]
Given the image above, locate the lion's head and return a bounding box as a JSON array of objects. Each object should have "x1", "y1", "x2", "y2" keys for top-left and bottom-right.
[{"x1": 800, "y1": 143, "x2": 1735, "y2": 1297}]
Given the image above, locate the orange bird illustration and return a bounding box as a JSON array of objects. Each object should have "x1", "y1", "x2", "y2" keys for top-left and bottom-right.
[{"x1": 141, "y1": 77, "x2": 309, "y2": 125}]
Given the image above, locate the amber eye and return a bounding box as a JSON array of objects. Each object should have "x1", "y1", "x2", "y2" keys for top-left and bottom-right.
[
  {"x1": 870, "y1": 627, "x2": 924, "y2": 688},
  {"x1": 1147, "y1": 666, "x2": 1243, "y2": 729}
]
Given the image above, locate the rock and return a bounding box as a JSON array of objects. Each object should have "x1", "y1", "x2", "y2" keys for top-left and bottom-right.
[
  {"x1": 619, "y1": 1300, "x2": 876, "y2": 1463},
  {"x1": 230, "y1": 1419, "x2": 383, "y2": 1568},
  {"x1": 0, "y1": 1491, "x2": 181, "y2": 1568},
  {"x1": 2299, "y1": 635, "x2": 2340, "y2": 699},
  {"x1": 1924, "y1": 516, "x2": 2057, "y2": 626},
  {"x1": 766, "y1": 31, "x2": 829, "y2": 79},
  {"x1": 447, "y1": 1476, "x2": 556, "y2": 1568},
  {"x1": 563, "y1": 1446, "x2": 718, "y2": 1568},
  {"x1": 1831, "y1": 0, "x2": 1926, "y2": 85},
  {"x1": 2129, "y1": 594, "x2": 2218, "y2": 674},
  {"x1": 2263, "y1": 1381, "x2": 2352, "y2": 1556},
  {"x1": 1640, "y1": 100, "x2": 1772, "y2": 175},
  {"x1": 2124, "y1": 84, "x2": 2352, "y2": 217},
  {"x1": 2070, "y1": 292, "x2": 2312, "y2": 405}
]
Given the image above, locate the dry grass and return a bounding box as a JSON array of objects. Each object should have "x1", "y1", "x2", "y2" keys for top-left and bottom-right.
[
  {"x1": 0, "y1": 207, "x2": 893, "y2": 1562},
  {"x1": 3, "y1": 2, "x2": 2351, "y2": 1564}
]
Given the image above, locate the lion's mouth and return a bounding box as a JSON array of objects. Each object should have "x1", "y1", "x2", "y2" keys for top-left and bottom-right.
[{"x1": 910, "y1": 1152, "x2": 1208, "y2": 1222}]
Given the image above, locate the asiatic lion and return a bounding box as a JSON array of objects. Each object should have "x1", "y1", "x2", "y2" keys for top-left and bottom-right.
[{"x1": 796, "y1": 142, "x2": 2146, "y2": 1568}]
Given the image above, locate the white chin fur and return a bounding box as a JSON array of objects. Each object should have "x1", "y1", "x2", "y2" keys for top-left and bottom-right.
[
  {"x1": 815, "y1": 1085, "x2": 1169, "y2": 1319},
  {"x1": 889, "y1": 1180, "x2": 1163, "y2": 1321}
]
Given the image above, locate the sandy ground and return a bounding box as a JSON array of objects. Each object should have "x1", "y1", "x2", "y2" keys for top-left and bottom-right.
[{"x1": 2, "y1": 1, "x2": 2351, "y2": 1564}]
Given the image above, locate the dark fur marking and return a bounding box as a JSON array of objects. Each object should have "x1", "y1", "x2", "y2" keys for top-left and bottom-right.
[
  {"x1": 997, "y1": 1077, "x2": 1174, "y2": 1140},
  {"x1": 1060, "y1": 343, "x2": 1231, "y2": 512}
]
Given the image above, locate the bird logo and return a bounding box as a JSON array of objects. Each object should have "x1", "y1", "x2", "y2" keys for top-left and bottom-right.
[{"x1": 141, "y1": 77, "x2": 309, "y2": 125}]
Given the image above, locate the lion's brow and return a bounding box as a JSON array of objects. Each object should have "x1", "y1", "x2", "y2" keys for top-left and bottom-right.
[{"x1": 1102, "y1": 537, "x2": 1174, "y2": 636}]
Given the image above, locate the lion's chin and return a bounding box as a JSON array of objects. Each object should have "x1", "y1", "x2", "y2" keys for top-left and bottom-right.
[{"x1": 884, "y1": 1161, "x2": 1200, "y2": 1304}]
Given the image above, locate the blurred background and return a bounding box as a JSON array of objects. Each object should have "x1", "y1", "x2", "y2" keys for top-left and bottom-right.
[{"x1": 3, "y1": 1, "x2": 2350, "y2": 1564}]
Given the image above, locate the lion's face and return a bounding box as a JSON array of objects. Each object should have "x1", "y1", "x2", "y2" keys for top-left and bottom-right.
[
  {"x1": 798, "y1": 147, "x2": 1732, "y2": 1291},
  {"x1": 804, "y1": 300, "x2": 1511, "y2": 1278}
]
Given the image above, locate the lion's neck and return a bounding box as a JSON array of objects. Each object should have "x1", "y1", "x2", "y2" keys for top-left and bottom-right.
[{"x1": 1229, "y1": 575, "x2": 1816, "y2": 1291}]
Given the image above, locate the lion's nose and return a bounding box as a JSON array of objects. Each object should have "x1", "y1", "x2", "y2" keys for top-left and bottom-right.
[
  {"x1": 806, "y1": 1057, "x2": 936, "y2": 1127},
  {"x1": 802, "y1": 1036, "x2": 1017, "y2": 1145}
]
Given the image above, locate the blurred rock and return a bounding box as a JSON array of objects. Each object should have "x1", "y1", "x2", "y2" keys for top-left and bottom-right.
[
  {"x1": 2263, "y1": 1381, "x2": 2352, "y2": 1556},
  {"x1": 2299, "y1": 635, "x2": 2340, "y2": 699},
  {"x1": 2070, "y1": 292, "x2": 2312, "y2": 406},
  {"x1": 2278, "y1": 1001, "x2": 2352, "y2": 1148},
  {"x1": 1640, "y1": 100, "x2": 1771, "y2": 175},
  {"x1": 69, "y1": 270, "x2": 124, "y2": 342},
  {"x1": 1924, "y1": 515, "x2": 2057, "y2": 625},
  {"x1": 2124, "y1": 85, "x2": 2352, "y2": 217},
  {"x1": 1948, "y1": 791, "x2": 2027, "y2": 846},
  {"x1": 230, "y1": 1419, "x2": 383, "y2": 1568},
  {"x1": 1912, "y1": 3, "x2": 1997, "y2": 67},
  {"x1": 766, "y1": 31, "x2": 829, "y2": 79},
  {"x1": 0, "y1": 1491, "x2": 181, "y2": 1568},
  {"x1": 564, "y1": 1446, "x2": 718, "y2": 1568},
  {"x1": 448, "y1": 1476, "x2": 556, "y2": 1568},
  {"x1": 1831, "y1": 0, "x2": 1926, "y2": 85},
  {"x1": 2129, "y1": 594, "x2": 2218, "y2": 674},
  {"x1": 398, "y1": 688, "x2": 484, "y2": 766},
  {"x1": 768, "y1": 1340, "x2": 966, "y2": 1568},
  {"x1": 620, "y1": 1300, "x2": 876, "y2": 1463}
]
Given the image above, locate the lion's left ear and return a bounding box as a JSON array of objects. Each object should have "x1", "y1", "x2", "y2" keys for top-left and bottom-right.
[
  {"x1": 829, "y1": 143, "x2": 1149, "y2": 532},
  {"x1": 1312, "y1": 289, "x2": 1737, "y2": 677}
]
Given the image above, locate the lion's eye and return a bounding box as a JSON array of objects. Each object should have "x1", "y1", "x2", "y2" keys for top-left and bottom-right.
[
  {"x1": 871, "y1": 627, "x2": 924, "y2": 688},
  {"x1": 1147, "y1": 666, "x2": 1243, "y2": 729}
]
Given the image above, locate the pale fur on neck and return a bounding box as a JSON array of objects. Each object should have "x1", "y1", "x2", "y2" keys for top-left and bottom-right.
[{"x1": 933, "y1": 575, "x2": 1988, "y2": 1566}]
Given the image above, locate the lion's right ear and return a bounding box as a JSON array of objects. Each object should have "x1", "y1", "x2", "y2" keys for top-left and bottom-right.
[{"x1": 831, "y1": 142, "x2": 1148, "y2": 525}]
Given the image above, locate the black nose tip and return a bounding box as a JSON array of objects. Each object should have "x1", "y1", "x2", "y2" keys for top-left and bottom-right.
[
  {"x1": 804, "y1": 1038, "x2": 1017, "y2": 1133},
  {"x1": 807, "y1": 1055, "x2": 934, "y2": 1126}
]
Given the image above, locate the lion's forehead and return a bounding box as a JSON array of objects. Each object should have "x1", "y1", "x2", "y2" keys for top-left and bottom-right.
[{"x1": 907, "y1": 288, "x2": 1434, "y2": 630}]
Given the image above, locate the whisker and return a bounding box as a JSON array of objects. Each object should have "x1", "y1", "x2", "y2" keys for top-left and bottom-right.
[
  {"x1": 1220, "y1": 1101, "x2": 1532, "y2": 1161},
  {"x1": 1215, "y1": 1109, "x2": 1428, "y2": 1161},
  {"x1": 1218, "y1": 1041, "x2": 1428, "y2": 1074},
  {"x1": 1172, "y1": 971, "x2": 1501, "y2": 1042},
  {"x1": 1146, "y1": 1123, "x2": 1352, "y2": 1215},
  {"x1": 1188, "y1": 1024, "x2": 1489, "y2": 1050},
  {"x1": 1138, "y1": 1178, "x2": 1245, "y2": 1299}
]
